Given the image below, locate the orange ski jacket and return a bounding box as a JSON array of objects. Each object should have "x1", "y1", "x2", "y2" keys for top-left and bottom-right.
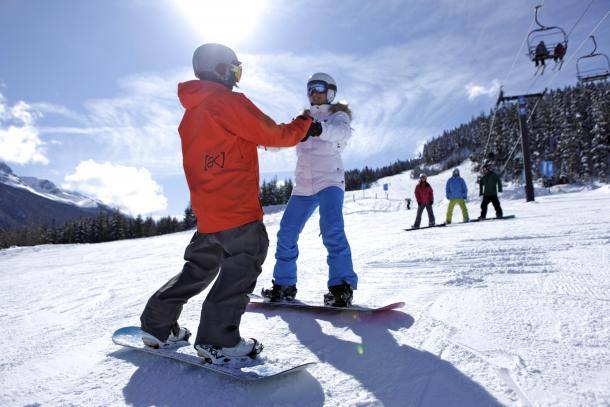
[{"x1": 177, "y1": 80, "x2": 312, "y2": 233}]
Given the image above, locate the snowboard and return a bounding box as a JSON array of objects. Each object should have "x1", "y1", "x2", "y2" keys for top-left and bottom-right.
[
  {"x1": 248, "y1": 293, "x2": 405, "y2": 313},
  {"x1": 112, "y1": 326, "x2": 316, "y2": 381},
  {"x1": 404, "y1": 223, "x2": 446, "y2": 231},
  {"x1": 468, "y1": 214, "x2": 516, "y2": 223}
]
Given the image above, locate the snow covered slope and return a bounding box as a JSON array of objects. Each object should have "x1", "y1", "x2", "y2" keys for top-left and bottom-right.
[{"x1": 1, "y1": 165, "x2": 609, "y2": 406}]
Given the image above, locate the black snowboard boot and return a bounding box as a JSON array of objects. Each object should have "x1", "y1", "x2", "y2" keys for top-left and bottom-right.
[
  {"x1": 323, "y1": 283, "x2": 353, "y2": 307},
  {"x1": 261, "y1": 280, "x2": 297, "y2": 302}
]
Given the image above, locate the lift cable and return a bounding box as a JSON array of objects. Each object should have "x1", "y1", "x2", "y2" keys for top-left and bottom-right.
[
  {"x1": 544, "y1": 10, "x2": 610, "y2": 90},
  {"x1": 567, "y1": 0, "x2": 595, "y2": 38},
  {"x1": 483, "y1": 2, "x2": 545, "y2": 159}
]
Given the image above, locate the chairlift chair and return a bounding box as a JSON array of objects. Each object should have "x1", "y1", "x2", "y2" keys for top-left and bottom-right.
[
  {"x1": 527, "y1": 6, "x2": 568, "y2": 67},
  {"x1": 576, "y1": 36, "x2": 610, "y2": 84}
]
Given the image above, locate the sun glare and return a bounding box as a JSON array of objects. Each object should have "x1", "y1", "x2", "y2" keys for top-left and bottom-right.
[{"x1": 173, "y1": 0, "x2": 267, "y2": 46}]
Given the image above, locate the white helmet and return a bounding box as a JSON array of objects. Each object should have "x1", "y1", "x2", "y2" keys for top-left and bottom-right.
[
  {"x1": 192, "y1": 43, "x2": 242, "y2": 88},
  {"x1": 307, "y1": 72, "x2": 337, "y2": 103}
]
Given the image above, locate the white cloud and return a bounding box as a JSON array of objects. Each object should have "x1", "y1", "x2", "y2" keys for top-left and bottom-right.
[
  {"x1": 0, "y1": 94, "x2": 49, "y2": 165},
  {"x1": 465, "y1": 80, "x2": 501, "y2": 101},
  {"x1": 31, "y1": 71, "x2": 187, "y2": 174},
  {"x1": 34, "y1": 34, "x2": 489, "y2": 174},
  {"x1": 28, "y1": 37, "x2": 502, "y2": 175},
  {"x1": 62, "y1": 160, "x2": 168, "y2": 216},
  {"x1": 79, "y1": 71, "x2": 186, "y2": 173},
  {"x1": 237, "y1": 41, "x2": 478, "y2": 168},
  {"x1": 29, "y1": 0, "x2": 537, "y2": 175},
  {"x1": 30, "y1": 102, "x2": 86, "y2": 124},
  {"x1": 3, "y1": 0, "x2": 575, "y2": 182}
]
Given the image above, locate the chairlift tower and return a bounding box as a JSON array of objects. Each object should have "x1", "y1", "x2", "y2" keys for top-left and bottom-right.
[{"x1": 497, "y1": 90, "x2": 546, "y2": 202}]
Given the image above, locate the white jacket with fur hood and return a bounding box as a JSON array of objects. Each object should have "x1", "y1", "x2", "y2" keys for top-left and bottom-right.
[{"x1": 292, "y1": 103, "x2": 352, "y2": 196}]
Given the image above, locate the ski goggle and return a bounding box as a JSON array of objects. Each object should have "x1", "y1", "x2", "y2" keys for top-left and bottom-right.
[
  {"x1": 308, "y1": 80, "x2": 336, "y2": 95},
  {"x1": 307, "y1": 82, "x2": 328, "y2": 96},
  {"x1": 230, "y1": 62, "x2": 242, "y2": 83}
]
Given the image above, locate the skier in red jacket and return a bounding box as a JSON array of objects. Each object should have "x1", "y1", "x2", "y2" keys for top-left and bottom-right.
[{"x1": 412, "y1": 173, "x2": 435, "y2": 228}]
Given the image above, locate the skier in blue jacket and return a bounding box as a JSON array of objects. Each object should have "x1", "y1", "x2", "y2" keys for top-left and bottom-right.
[{"x1": 445, "y1": 168, "x2": 469, "y2": 224}]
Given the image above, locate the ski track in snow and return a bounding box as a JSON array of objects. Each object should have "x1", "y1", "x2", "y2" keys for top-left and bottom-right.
[{"x1": 1, "y1": 162, "x2": 609, "y2": 406}]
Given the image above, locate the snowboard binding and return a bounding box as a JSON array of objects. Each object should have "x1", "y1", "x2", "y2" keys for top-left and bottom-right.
[
  {"x1": 261, "y1": 280, "x2": 298, "y2": 302},
  {"x1": 323, "y1": 283, "x2": 353, "y2": 307},
  {"x1": 196, "y1": 338, "x2": 263, "y2": 365},
  {"x1": 141, "y1": 326, "x2": 191, "y2": 349}
]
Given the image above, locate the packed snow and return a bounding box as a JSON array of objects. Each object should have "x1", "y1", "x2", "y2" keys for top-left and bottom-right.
[{"x1": 1, "y1": 163, "x2": 609, "y2": 406}]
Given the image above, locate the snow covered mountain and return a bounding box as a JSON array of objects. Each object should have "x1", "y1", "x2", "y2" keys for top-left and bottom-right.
[
  {"x1": 1, "y1": 163, "x2": 608, "y2": 406},
  {"x1": 0, "y1": 162, "x2": 113, "y2": 229}
]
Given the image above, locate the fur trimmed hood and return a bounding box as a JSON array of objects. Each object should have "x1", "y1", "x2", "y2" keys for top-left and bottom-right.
[{"x1": 330, "y1": 102, "x2": 352, "y2": 119}]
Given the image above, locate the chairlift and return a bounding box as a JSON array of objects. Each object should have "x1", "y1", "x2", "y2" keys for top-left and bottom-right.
[
  {"x1": 576, "y1": 36, "x2": 610, "y2": 84},
  {"x1": 527, "y1": 6, "x2": 568, "y2": 68}
]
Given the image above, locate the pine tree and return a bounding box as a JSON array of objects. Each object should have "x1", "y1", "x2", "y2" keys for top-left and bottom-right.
[
  {"x1": 589, "y1": 85, "x2": 609, "y2": 180},
  {"x1": 183, "y1": 203, "x2": 197, "y2": 230},
  {"x1": 133, "y1": 215, "x2": 144, "y2": 237}
]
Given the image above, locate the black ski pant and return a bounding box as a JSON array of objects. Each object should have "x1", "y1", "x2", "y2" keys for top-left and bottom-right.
[
  {"x1": 480, "y1": 195, "x2": 503, "y2": 219},
  {"x1": 414, "y1": 203, "x2": 435, "y2": 227},
  {"x1": 140, "y1": 220, "x2": 269, "y2": 347}
]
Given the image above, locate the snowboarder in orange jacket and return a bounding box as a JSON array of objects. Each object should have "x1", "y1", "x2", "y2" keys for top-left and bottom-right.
[{"x1": 140, "y1": 43, "x2": 320, "y2": 365}]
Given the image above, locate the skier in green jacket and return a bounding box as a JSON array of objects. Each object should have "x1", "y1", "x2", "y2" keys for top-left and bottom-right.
[{"x1": 479, "y1": 163, "x2": 503, "y2": 219}]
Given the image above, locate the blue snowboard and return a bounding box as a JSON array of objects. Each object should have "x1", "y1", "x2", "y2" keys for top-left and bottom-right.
[{"x1": 112, "y1": 326, "x2": 316, "y2": 381}]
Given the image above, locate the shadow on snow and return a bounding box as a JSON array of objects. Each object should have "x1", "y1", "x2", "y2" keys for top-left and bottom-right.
[
  {"x1": 109, "y1": 348, "x2": 325, "y2": 407},
  {"x1": 249, "y1": 307, "x2": 503, "y2": 407}
]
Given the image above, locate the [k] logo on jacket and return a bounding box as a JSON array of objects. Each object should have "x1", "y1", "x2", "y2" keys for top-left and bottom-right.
[{"x1": 204, "y1": 152, "x2": 226, "y2": 171}]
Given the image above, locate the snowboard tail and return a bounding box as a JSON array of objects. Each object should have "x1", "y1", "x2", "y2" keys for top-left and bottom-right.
[{"x1": 112, "y1": 326, "x2": 315, "y2": 381}]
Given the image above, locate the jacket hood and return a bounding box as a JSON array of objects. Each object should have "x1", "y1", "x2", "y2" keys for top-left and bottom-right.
[
  {"x1": 452, "y1": 169, "x2": 460, "y2": 177},
  {"x1": 178, "y1": 80, "x2": 228, "y2": 109}
]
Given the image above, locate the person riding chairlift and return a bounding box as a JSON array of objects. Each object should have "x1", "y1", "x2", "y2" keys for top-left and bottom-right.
[
  {"x1": 535, "y1": 41, "x2": 549, "y2": 67},
  {"x1": 553, "y1": 42, "x2": 566, "y2": 63}
]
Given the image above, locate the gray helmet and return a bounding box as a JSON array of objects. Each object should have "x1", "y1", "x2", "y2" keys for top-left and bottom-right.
[
  {"x1": 192, "y1": 43, "x2": 242, "y2": 88},
  {"x1": 419, "y1": 173, "x2": 427, "y2": 178}
]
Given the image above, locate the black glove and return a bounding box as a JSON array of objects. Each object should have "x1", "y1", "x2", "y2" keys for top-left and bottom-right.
[
  {"x1": 301, "y1": 121, "x2": 322, "y2": 142},
  {"x1": 430, "y1": 201, "x2": 434, "y2": 205}
]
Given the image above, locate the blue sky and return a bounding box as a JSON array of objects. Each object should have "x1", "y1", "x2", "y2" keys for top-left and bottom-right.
[{"x1": 1, "y1": 0, "x2": 609, "y2": 217}]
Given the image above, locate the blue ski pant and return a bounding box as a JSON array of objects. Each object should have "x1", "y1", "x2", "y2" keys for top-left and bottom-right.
[{"x1": 273, "y1": 186, "x2": 358, "y2": 289}]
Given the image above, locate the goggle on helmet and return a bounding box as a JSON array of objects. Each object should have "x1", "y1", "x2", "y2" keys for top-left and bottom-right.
[
  {"x1": 307, "y1": 72, "x2": 337, "y2": 103},
  {"x1": 213, "y1": 61, "x2": 242, "y2": 84}
]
